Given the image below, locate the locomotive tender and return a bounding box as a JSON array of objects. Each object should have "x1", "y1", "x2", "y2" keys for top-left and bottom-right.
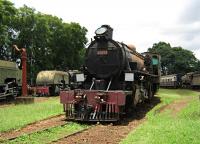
[{"x1": 60, "y1": 25, "x2": 161, "y2": 121}]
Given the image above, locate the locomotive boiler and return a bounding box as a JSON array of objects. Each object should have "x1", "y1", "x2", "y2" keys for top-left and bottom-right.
[{"x1": 60, "y1": 25, "x2": 161, "y2": 121}]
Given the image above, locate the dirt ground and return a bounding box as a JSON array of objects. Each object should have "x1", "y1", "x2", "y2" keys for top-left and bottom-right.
[
  {"x1": 0, "y1": 114, "x2": 65, "y2": 140},
  {"x1": 156, "y1": 97, "x2": 192, "y2": 116},
  {"x1": 53, "y1": 97, "x2": 161, "y2": 144},
  {"x1": 54, "y1": 118, "x2": 145, "y2": 144}
]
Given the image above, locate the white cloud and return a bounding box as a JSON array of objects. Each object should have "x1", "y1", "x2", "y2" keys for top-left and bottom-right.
[{"x1": 11, "y1": 0, "x2": 200, "y2": 59}]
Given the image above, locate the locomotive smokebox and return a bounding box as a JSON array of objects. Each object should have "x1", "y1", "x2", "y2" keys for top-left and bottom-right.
[{"x1": 94, "y1": 25, "x2": 113, "y2": 40}]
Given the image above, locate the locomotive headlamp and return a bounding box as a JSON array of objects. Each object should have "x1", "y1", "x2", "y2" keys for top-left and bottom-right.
[
  {"x1": 125, "y1": 73, "x2": 134, "y2": 81},
  {"x1": 95, "y1": 27, "x2": 107, "y2": 35},
  {"x1": 94, "y1": 25, "x2": 113, "y2": 40},
  {"x1": 76, "y1": 73, "x2": 85, "y2": 82}
]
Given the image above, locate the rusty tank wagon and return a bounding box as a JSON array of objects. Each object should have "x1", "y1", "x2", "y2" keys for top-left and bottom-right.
[{"x1": 35, "y1": 70, "x2": 69, "y2": 96}]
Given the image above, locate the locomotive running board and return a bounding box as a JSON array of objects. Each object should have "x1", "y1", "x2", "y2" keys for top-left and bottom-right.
[{"x1": 132, "y1": 70, "x2": 159, "y2": 77}]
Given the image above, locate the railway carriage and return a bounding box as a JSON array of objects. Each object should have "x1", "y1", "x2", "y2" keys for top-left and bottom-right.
[
  {"x1": 190, "y1": 72, "x2": 200, "y2": 88},
  {"x1": 160, "y1": 74, "x2": 182, "y2": 88},
  {"x1": 60, "y1": 25, "x2": 161, "y2": 122},
  {"x1": 161, "y1": 72, "x2": 200, "y2": 89}
]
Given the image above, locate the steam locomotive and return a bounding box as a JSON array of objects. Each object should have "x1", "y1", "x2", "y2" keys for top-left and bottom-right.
[{"x1": 60, "y1": 25, "x2": 161, "y2": 121}]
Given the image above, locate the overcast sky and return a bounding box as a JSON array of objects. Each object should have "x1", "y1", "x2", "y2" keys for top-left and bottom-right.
[{"x1": 11, "y1": 0, "x2": 200, "y2": 59}]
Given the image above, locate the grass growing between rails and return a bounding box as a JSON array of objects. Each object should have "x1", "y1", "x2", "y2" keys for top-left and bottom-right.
[
  {"x1": 121, "y1": 89, "x2": 200, "y2": 144},
  {"x1": 4, "y1": 122, "x2": 88, "y2": 144},
  {"x1": 0, "y1": 97, "x2": 63, "y2": 132}
]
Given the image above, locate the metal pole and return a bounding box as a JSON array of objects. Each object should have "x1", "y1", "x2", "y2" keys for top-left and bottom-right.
[
  {"x1": 21, "y1": 48, "x2": 27, "y2": 96},
  {"x1": 13, "y1": 45, "x2": 27, "y2": 96}
]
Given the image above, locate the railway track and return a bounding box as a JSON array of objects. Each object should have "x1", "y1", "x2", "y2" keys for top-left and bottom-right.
[
  {"x1": 50, "y1": 118, "x2": 145, "y2": 144},
  {"x1": 0, "y1": 114, "x2": 66, "y2": 141},
  {"x1": 0, "y1": 97, "x2": 160, "y2": 143},
  {"x1": 50, "y1": 125, "x2": 94, "y2": 144},
  {"x1": 51, "y1": 97, "x2": 160, "y2": 144}
]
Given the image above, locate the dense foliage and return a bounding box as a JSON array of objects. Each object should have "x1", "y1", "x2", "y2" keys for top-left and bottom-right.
[
  {"x1": 0, "y1": 0, "x2": 16, "y2": 60},
  {"x1": 0, "y1": 0, "x2": 87, "y2": 84},
  {"x1": 148, "y1": 42, "x2": 200, "y2": 75}
]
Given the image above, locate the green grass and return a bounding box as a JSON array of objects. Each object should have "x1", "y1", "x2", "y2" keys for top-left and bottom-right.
[
  {"x1": 4, "y1": 122, "x2": 88, "y2": 144},
  {"x1": 0, "y1": 97, "x2": 63, "y2": 132},
  {"x1": 157, "y1": 88, "x2": 199, "y2": 102},
  {"x1": 121, "y1": 88, "x2": 200, "y2": 144}
]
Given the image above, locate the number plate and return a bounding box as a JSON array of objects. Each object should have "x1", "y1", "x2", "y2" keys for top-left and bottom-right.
[{"x1": 97, "y1": 50, "x2": 108, "y2": 55}]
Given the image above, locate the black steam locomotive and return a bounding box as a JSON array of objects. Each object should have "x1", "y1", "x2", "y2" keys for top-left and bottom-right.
[{"x1": 60, "y1": 25, "x2": 161, "y2": 121}]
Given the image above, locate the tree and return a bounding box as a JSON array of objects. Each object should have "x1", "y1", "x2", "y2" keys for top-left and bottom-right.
[
  {"x1": 51, "y1": 22, "x2": 87, "y2": 70},
  {"x1": 148, "y1": 42, "x2": 199, "y2": 75},
  {"x1": 12, "y1": 5, "x2": 87, "y2": 83},
  {"x1": 0, "y1": 0, "x2": 17, "y2": 60},
  {"x1": 0, "y1": 3, "x2": 88, "y2": 84},
  {"x1": 172, "y1": 47, "x2": 197, "y2": 73}
]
